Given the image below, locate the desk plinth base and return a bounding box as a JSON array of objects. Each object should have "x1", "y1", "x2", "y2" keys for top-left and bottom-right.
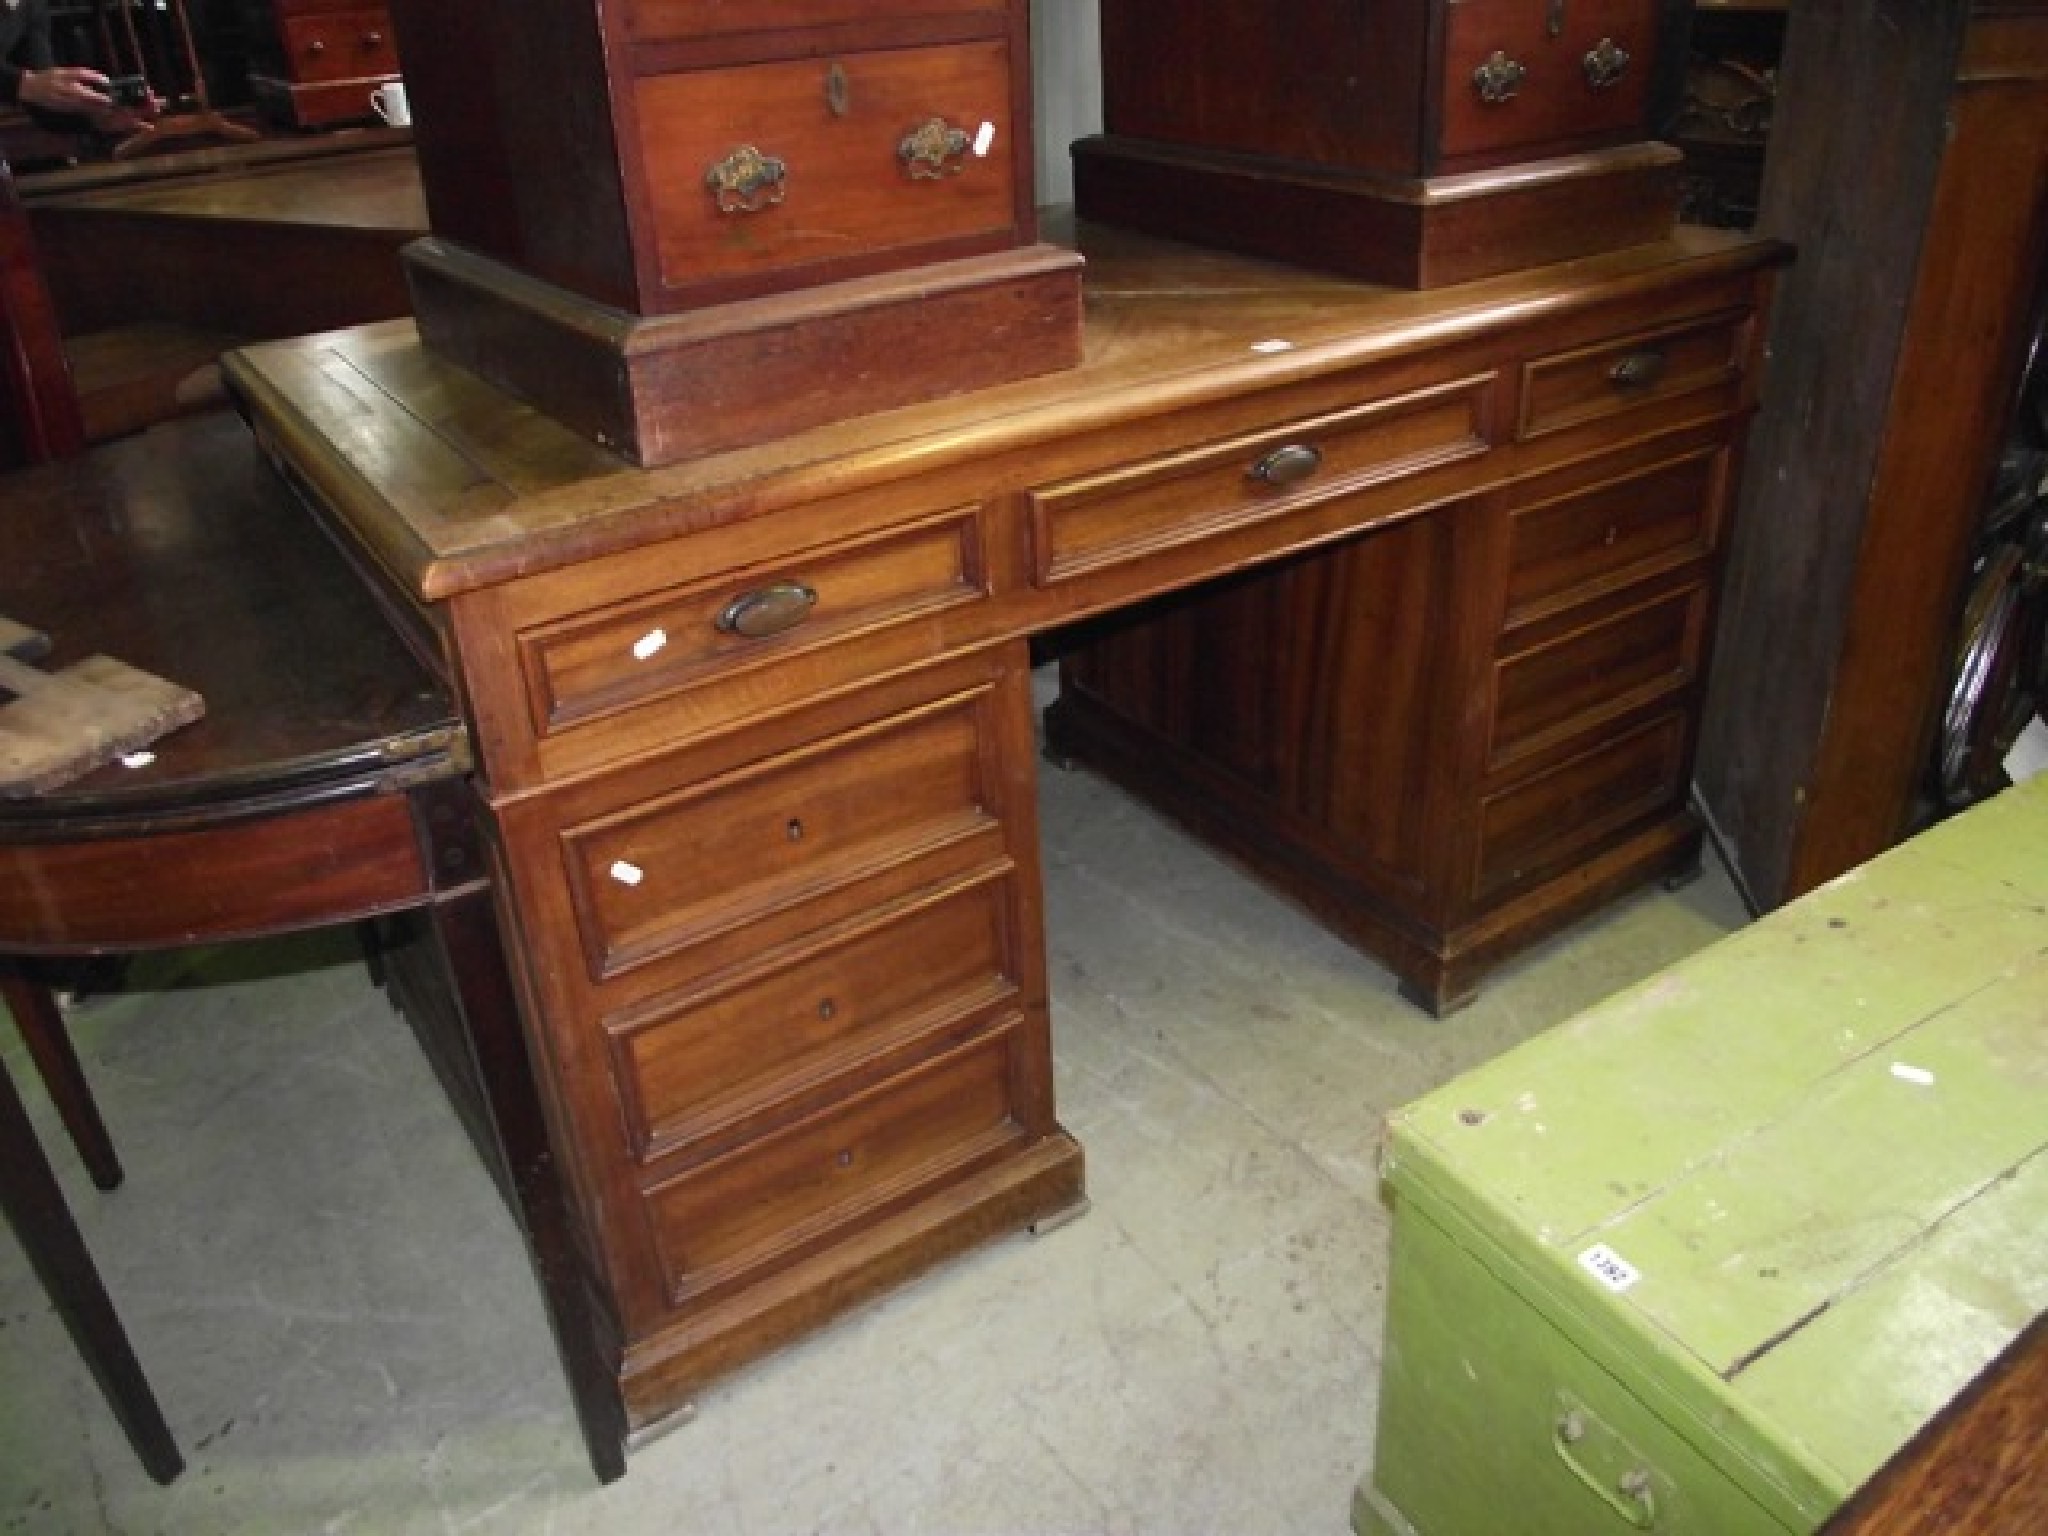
[
  {"x1": 618, "y1": 1129, "x2": 1085, "y2": 1430},
  {"x1": 1071, "y1": 136, "x2": 1681, "y2": 290},
  {"x1": 403, "y1": 238, "x2": 1087, "y2": 467}
]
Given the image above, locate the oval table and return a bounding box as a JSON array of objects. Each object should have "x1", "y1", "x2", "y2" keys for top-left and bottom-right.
[{"x1": 0, "y1": 409, "x2": 626, "y2": 1483}]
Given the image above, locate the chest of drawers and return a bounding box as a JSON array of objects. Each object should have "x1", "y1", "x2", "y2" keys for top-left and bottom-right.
[
  {"x1": 244, "y1": 0, "x2": 401, "y2": 128},
  {"x1": 384, "y1": 0, "x2": 1083, "y2": 464},
  {"x1": 225, "y1": 224, "x2": 1783, "y2": 1463},
  {"x1": 1076, "y1": 0, "x2": 1689, "y2": 287},
  {"x1": 1355, "y1": 774, "x2": 2048, "y2": 1534}
]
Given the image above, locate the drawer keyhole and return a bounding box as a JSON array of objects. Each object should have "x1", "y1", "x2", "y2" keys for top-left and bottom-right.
[
  {"x1": 817, "y1": 998, "x2": 836, "y2": 1021},
  {"x1": 786, "y1": 817, "x2": 805, "y2": 843}
]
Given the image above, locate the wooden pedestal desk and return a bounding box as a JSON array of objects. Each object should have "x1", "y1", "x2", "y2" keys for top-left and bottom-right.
[
  {"x1": 1355, "y1": 772, "x2": 2048, "y2": 1535},
  {"x1": 222, "y1": 221, "x2": 1785, "y2": 1457}
]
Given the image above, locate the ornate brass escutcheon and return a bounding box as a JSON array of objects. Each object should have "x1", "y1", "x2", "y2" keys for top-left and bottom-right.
[
  {"x1": 1583, "y1": 37, "x2": 1631, "y2": 90},
  {"x1": 898, "y1": 116, "x2": 972, "y2": 179},
  {"x1": 705, "y1": 145, "x2": 788, "y2": 214},
  {"x1": 1473, "y1": 50, "x2": 1529, "y2": 106}
]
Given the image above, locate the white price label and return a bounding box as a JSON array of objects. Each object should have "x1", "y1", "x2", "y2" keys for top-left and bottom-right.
[{"x1": 1578, "y1": 1243, "x2": 1641, "y2": 1294}]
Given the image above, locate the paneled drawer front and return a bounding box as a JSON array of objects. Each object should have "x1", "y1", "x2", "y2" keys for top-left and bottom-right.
[
  {"x1": 518, "y1": 504, "x2": 989, "y2": 740},
  {"x1": 1441, "y1": 0, "x2": 1658, "y2": 163},
  {"x1": 608, "y1": 870, "x2": 1022, "y2": 1161},
  {"x1": 1028, "y1": 374, "x2": 1493, "y2": 584},
  {"x1": 1519, "y1": 309, "x2": 1750, "y2": 441},
  {"x1": 1491, "y1": 583, "x2": 1708, "y2": 767},
  {"x1": 1473, "y1": 711, "x2": 1689, "y2": 900},
  {"x1": 629, "y1": 0, "x2": 1003, "y2": 40},
  {"x1": 639, "y1": 41, "x2": 1017, "y2": 290},
  {"x1": 1505, "y1": 449, "x2": 1721, "y2": 622},
  {"x1": 645, "y1": 1024, "x2": 1027, "y2": 1303},
  {"x1": 279, "y1": 10, "x2": 397, "y2": 83},
  {"x1": 561, "y1": 687, "x2": 999, "y2": 983}
]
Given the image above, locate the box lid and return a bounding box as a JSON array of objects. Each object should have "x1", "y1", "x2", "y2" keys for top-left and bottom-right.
[{"x1": 1384, "y1": 774, "x2": 2048, "y2": 1526}]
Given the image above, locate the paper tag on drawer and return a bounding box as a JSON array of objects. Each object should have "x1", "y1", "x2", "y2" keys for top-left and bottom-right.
[{"x1": 1578, "y1": 1243, "x2": 1641, "y2": 1294}]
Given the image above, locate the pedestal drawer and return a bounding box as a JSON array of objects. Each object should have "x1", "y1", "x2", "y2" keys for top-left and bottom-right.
[
  {"x1": 644, "y1": 1022, "x2": 1031, "y2": 1304},
  {"x1": 607, "y1": 868, "x2": 1026, "y2": 1162},
  {"x1": 1503, "y1": 448, "x2": 1722, "y2": 623},
  {"x1": 560, "y1": 680, "x2": 1006, "y2": 986},
  {"x1": 1517, "y1": 308, "x2": 1751, "y2": 441}
]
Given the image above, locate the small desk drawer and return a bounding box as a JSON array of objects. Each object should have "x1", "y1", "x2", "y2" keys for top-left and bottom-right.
[
  {"x1": 517, "y1": 505, "x2": 989, "y2": 742},
  {"x1": 638, "y1": 40, "x2": 1017, "y2": 292},
  {"x1": 278, "y1": 9, "x2": 397, "y2": 83},
  {"x1": 1027, "y1": 374, "x2": 1493, "y2": 584},
  {"x1": 1491, "y1": 581, "x2": 1708, "y2": 769},
  {"x1": 1441, "y1": 0, "x2": 1659, "y2": 164},
  {"x1": 1504, "y1": 448, "x2": 1722, "y2": 624},
  {"x1": 607, "y1": 869, "x2": 1024, "y2": 1162},
  {"x1": 644, "y1": 1023, "x2": 1029, "y2": 1304},
  {"x1": 1472, "y1": 710, "x2": 1688, "y2": 901},
  {"x1": 1518, "y1": 309, "x2": 1751, "y2": 441},
  {"x1": 560, "y1": 683, "x2": 1003, "y2": 984}
]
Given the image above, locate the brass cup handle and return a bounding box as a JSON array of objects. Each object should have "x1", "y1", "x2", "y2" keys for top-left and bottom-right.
[
  {"x1": 707, "y1": 145, "x2": 788, "y2": 214},
  {"x1": 1583, "y1": 38, "x2": 1631, "y2": 91},
  {"x1": 1473, "y1": 50, "x2": 1529, "y2": 105},
  {"x1": 715, "y1": 580, "x2": 818, "y2": 639},
  {"x1": 1248, "y1": 444, "x2": 1324, "y2": 488},
  {"x1": 1608, "y1": 349, "x2": 1668, "y2": 391},
  {"x1": 899, "y1": 117, "x2": 973, "y2": 180}
]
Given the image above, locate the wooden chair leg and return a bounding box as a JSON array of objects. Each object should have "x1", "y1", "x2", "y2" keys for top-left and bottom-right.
[
  {"x1": 1, "y1": 965, "x2": 124, "y2": 1191},
  {"x1": 0, "y1": 1053, "x2": 183, "y2": 1482}
]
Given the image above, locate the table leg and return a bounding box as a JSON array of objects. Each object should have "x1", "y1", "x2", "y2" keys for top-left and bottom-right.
[
  {"x1": 2, "y1": 964, "x2": 124, "y2": 1191},
  {"x1": 0, "y1": 1053, "x2": 183, "y2": 1483},
  {"x1": 429, "y1": 883, "x2": 630, "y2": 1484}
]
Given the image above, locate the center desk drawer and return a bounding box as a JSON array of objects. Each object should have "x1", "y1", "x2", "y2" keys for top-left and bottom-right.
[
  {"x1": 474, "y1": 495, "x2": 998, "y2": 788},
  {"x1": 1026, "y1": 373, "x2": 1494, "y2": 585}
]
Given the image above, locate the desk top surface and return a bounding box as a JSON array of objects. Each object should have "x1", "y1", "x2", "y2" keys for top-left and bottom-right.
[
  {"x1": 224, "y1": 220, "x2": 1785, "y2": 605},
  {"x1": 0, "y1": 411, "x2": 458, "y2": 829}
]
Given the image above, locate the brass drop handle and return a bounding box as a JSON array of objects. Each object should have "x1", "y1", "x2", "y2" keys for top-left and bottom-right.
[
  {"x1": 715, "y1": 580, "x2": 818, "y2": 638},
  {"x1": 707, "y1": 145, "x2": 788, "y2": 214},
  {"x1": 1473, "y1": 51, "x2": 1529, "y2": 105},
  {"x1": 1248, "y1": 444, "x2": 1324, "y2": 488},
  {"x1": 1583, "y1": 38, "x2": 1631, "y2": 91},
  {"x1": 899, "y1": 117, "x2": 973, "y2": 180},
  {"x1": 1608, "y1": 349, "x2": 1667, "y2": 391}
]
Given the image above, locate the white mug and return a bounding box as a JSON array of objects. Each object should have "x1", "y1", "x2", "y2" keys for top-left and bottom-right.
[{"x1": 371, "y1": 81, "x2": 410, "y2": 127}]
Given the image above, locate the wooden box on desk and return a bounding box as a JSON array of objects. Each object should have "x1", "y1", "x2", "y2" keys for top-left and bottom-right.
[
  {"x1": 384, "y1": 0, "x2": 1083, "y2": 465},
  {"x1": 1077, "y1": 0, "x2": 1689, "y2": 288},
  {"x1": 243, "y1": 0, "x2": 402, "y2": 128},
  {"x1": 1354, "y1": 774, "x2": 2048, "y2": 1534}
]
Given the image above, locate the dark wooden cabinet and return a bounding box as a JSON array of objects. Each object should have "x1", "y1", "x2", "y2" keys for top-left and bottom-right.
[
  {"x1": 1074, "y1": 0, "x2": 1692, "y2": 287},
  {"x1": 1696, "y1": 0, "x2": 2048, "y2": 909},
  {"x1": 383, "y1": 0, "x2": 1083, "y2": 466},
  {"x1": 243, "y1": 0, "x2": 400, "y2": 128}
]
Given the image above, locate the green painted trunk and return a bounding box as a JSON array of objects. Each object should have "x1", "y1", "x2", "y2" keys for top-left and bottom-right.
[{"x1": 1357, "y1": 774, "x2": 2048, "y2": 1535}]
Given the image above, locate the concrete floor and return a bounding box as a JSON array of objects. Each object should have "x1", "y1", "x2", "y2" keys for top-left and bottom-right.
[{"x1": 0, "y1": 738, "x2": 1751, "y2": 1535}]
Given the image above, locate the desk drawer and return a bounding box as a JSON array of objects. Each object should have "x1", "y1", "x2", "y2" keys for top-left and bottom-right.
[
  {"x1": 1491, "y1": 580, "x2": 1709, "y2": 769},
  {"x1": 559, "y1": 680, "x2": 1005, "y2": 986},
  {"x1": 1473, "y1": 710, "x2": 1689, "y2": 901},
  {"x1": 1518, "y1": 308, "x2": 1751, "y2": 442},
  {"x1": 644, "y1": 1023, "x2": 1030, "y2": 1304},
  {"x1": 517, "y1": 504, "x2": 990, "y2": 741},
  {"x1": 607, "y1": 869, "x2": 1024, "y2": 1162},
  {"x1": 1026, "y1": 373, "x2": 1492, "y2": 584},
  {"x1": 1504, "y1": 447, "x2": 1723, "y2": 624},
  {"x1": 637, "y1": 40, "x2": 1017, "y2": 293}
]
